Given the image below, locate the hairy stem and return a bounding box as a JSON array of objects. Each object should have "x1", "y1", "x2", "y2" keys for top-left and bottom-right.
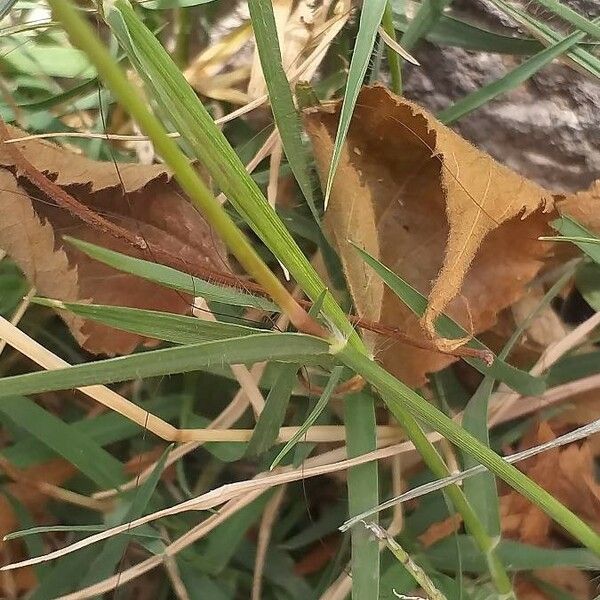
[{"x1": 48, "y1": 0, "x2": 323, "y2": 339}]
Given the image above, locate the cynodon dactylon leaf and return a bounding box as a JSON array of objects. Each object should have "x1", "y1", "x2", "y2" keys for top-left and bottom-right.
[
  {"x1": 304, "y1": 85, "x2": 554, "y2": 386},
  {"x1": 0, "y1": 125, "x2": 227, "y2": 355}
]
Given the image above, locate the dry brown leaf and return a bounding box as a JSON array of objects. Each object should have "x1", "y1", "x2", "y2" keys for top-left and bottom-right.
[
  {"x1": 558, "y1": 179, "x2": 600, "y2": 233},
  {"x1": 304, "y1": 85, "x2": 554, "y2": 385},
  {"x1": 0, "y1": 126, "x2": 227, "y2": 355},
  {"x1": 0, "y1": 124, "x2": 168, "y2": 192}
]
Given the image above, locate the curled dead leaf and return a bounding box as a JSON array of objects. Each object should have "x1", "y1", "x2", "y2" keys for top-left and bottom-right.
[
  {"x1": 304, "y1": 85, "x2": 554, "y2": 385},
  {"x1": 0, "y1": 125, "x2": 227, "y2": 355}
]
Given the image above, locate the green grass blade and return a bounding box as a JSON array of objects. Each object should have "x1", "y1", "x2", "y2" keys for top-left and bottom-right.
[
  {"x1": 338, "y1": 347, "x2": 600, "y2": 556},
  {"x1": 551, "y1": 216, "x2": 600, "y2": 264},
  {"x1": 101, "y1": 1, "x2": 352, "y2": 333},
  {"x1": 393, "y1": 6, "x2": 599, "y2": 55},
  {"x1": 200, "y1": 494, "x2": 272, "y2": 575},
  {"x1": 399, "y1": 0, "x2": 452, "y2": 51},
  {"x1": 30, "y1": 548, "x2": 98, "y2": 600},
  {"x1": 531, "y1": 0, "x2": 600, "y2": 40},
  {"x1": 270, "y1": 365, "x2": 343, "y2": 469},
  {"x1": 490, "y1": 0, "x2": 600, "y2": 78},
  {"x1": 438, "y1": 25, "x2": 594, "y2": 123},
  {"x1": 4, "y1": 525, "x2": 161, "y2": 541},
  {"x1": 4, "y1": 397, "x2": 178, "y2": 468},
  {"x1": 65, "y1": 237, "x2": 279, "y2": 312},
  {"x1": 460, "y1": 377, "x2": 501, "y2": 537},
  {"x1": 324, "y1": 0, "x2": 387, "y2": 206},
  {"x1": 249, "y1": 294, "x2": 332, "y2": 458},
  {"x1": 425, "y1": 536, "x2": 600, "y2": 571},
  {"x1": 0, "y1": 334, "x2": 330, "y2": 398},
  {"x1": 80, "y1": 445, "x2": 171, "y2": 586},
  {"x1": 460, "y1": 266, "x2": 574, "y2": 538},
  {"x1": 247, "y1": 0, "x2": 319, "y2": 222},
  {"x1": 576, "y1": 262, "x2": 600, "y2": 312},
  {"x1": 4, "y1": 495, "x2": 51, "y2": 580},
  {"x1": 246, "y1": 363, "x2": 299, "y2": 456},
  {"x1": 382, "y1": 1, "x2": 402, "y2": 94},
  {"x1": 0, "y1": 397, "x2": 124, "y2": 489},
  {"x1": 33, "y1": 299, "x2": 268, "y2": 344},
  {"x1": 395, "y1": 13, "x2": 538, "y2": 54},
  {"x1": 352, "y1": 243, "x2": 545, "y2": 395},
  {"x1": 345, "y1": 391, "x2": 380, "y2": 599}
]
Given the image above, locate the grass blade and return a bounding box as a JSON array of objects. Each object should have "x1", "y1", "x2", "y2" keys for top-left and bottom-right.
[
  {"x1": 246, "y1": 363, "x2": 299, "y2": 456},
  {"x1": 345, "y1": 391, "x2": 380, "y2": 599},
  {"x1": 80, "y1": 445, "x2": 171, "y2": 586},
  {"x1": 550, "y1": 216, "x2": 600, "y2": 264},
  {"x1": 324, "y1": 0, "x2": 387, "y2": 206},
  {"x1": 399, "y1": 0, "x2": 452, "y2": 52},
  {"x1": 101, "y1": 0, "x2": 355, "y2": 340},
  {"x1": 381, "y1": 1, "x2": 402, "y2": 94},
  {"x1": 363, "y1": 522, "x2": 445, "y2": 600},
  {"x1": 270, "y1": 365, "x2": 344, "y2": 469},
  {"x1": 4, "y1": 397, "x2": 178, "y2": 468},
  {"x1": 4, "y1": 495, "x2": 51, "y2": 580},
  {"x1": 425, "y1": 536, "x2": 600, "y2": 572},
  {"x1": 460, "y1": 377, "x2": 501, "y2": 536},
  {"x1": 0, "y1": 397, "x2": 124, "y2": 489},
  {"x1": 438, "y1": 24, "x2": 595, "y2": 124},
  {"x1": 33, "y1": 299, "x2": 268, "y2": 345},
  {"x1": 338, "y1": 347, "x2": 600, "y2": 556},
  {"x1": 490, "y1": 0, "x2": 600, "y2": 78},
  {"x1": 66, "y1": 237, "x2": 279, "y2": 312},
  {"x1": 352, "y1": 243, "x2": 545, "y2": 395},
  {"x1": 247, "y1": 0, "x2": 319, "y2": 222},
  {"x1": 4, "y1": 525, "x2": 161, "y2": 541},
  {"x1": 576, "y1": 262, "x2": 600, "y2": 312},
  {"x1": 0, "y1": 334, "x2": 330, "y2": 398},
  {"x1": 460, "y1": 267, "x2": 574, "y2": 538},
  {"x1": 393, "y1": 12, "x2": 548, "y2": 54},
  {"x1": 530, "y1": 0, "x2": 600, "y2": 40},
  {"x1": 30, "y1": 548, "x2": 98, "y2": 600}
]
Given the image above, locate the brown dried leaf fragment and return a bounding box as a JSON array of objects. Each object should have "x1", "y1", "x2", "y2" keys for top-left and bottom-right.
[
  {"x1": 557, "y1": 179, "x2": 600, "y2": 234},
  {"x1": 500, "y1": 422, "x2": 600, "y2": 546},
  {"x1": 0, "y1": 124, "x2": 169, "y2": 192},
  {"x1": 0, "y1": 126, "x2": 227, "y2": 355},
  {"x1": 305, "y1": 85, "x2": 554, "y2": 385}
]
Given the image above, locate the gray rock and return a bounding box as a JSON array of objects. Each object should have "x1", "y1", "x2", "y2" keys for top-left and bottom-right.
[{"x1": 402, "y1": 0, "x2": 600, "y2": 193}]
